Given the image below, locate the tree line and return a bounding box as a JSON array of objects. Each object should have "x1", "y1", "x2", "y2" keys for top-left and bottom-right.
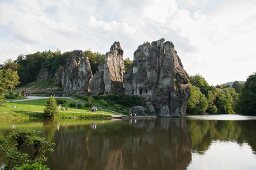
[
  {"x1": 15, "y1": 50, "x2": 132, "y2": 86},
  {"x1": 187, "y1": 74, "x2": 256, "y2": 115}
]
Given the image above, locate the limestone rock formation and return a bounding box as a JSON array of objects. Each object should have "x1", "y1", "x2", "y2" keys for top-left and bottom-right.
[
  {"x1": 103, "y1": 42, "x2": 125, "y2": 94},
  {"x1": 125, "y1": 38, "x2": 190, "y2": 116},
  {"x1": 89, "y1": 64, "x2": 105, "y2": 95},
  {"x1": 37, "y1": 68, "x2": 50, "y2": 81},
  {"x1": 55, "y1": 50, "x2": 93, "y2": 94}
]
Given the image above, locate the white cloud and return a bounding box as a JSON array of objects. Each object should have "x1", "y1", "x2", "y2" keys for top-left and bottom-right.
[{"x1": 0, "y1": 0, "x2": 256, "y2": 85}]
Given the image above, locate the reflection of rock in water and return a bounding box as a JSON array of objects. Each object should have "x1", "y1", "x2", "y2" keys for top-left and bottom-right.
[
  {"x1": 46, "y1": 119, "x2": 191, "y2": 170},
  {"x1": 86, "y1": 118, "x2": 192, "y2": 170}
]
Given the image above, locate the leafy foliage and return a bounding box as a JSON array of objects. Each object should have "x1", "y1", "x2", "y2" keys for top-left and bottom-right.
[
  {"x1": 44, "y1": 96, "x2": 59, "y2": 119},
  {"x1": 0, "y1": 60, "x2": 20, "y2": 105},
  {"x1": 188, "y1": 75, "x2": 239, "y2": 115},
  {"x1": 84, "y1": 50, "x2": 105, "y2": 74},
  {"x1": 239, "y1": 73, "x2": 256, "y2": 115},
  {"x1": 187, "y1": 84, "x2": 208, "y2": 114},
  {"x1": 124, "y1": 58, "x2": 133, "y2": 71},
  {"x1": 16, "y1": 51, "x2": 62, "y2": 85},
  {"x1": 232, "y1": 81, "x2": 244, "y2": 94},
  {"x1": 0, "y1": 130, "x2": 54, "y2": 170},
  {"x1": 190, "y1": 75, "x2": 210, "y2": 96}
]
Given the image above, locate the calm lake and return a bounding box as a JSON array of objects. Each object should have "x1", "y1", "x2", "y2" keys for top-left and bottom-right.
[{"x1": 1, "y1": 115, "x2": 256, "y2": 170}]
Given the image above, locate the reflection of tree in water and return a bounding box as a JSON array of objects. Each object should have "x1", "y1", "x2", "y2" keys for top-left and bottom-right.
[
  {"x1": 46, "y1": 119, "x2": 192, "y2": 170},
  {"x1": 188, "y1": 120, "x2": 256, "y2": 154}
]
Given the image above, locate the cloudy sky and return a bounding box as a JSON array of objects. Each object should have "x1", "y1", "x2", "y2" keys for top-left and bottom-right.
[{"x1": 0, "y1": 0, "x2": 256, "y2": 85}]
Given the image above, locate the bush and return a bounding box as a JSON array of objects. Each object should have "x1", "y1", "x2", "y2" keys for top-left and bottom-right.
[
  {"x1": 69, "y1": 102, "x2": 76, "y2": 108},
  {"x1": 56, "y1": 98, "x2": 66, "y2": 105},
  {"x1": 77, "y1": 103, "x2": 82, "y2": 109},
  {"x1": 5, "y1": 93, "x2": 17, "y2": 99},
  {"x1": 99, "y1": 99, "x2": 109, "y2": 107},
  {"x1": 113, "y1": 104, "x2": 123, "y2": 110},
  {"x1": 87, "y1": 96, "x2": 94, "y2": 107},
  {"x1": 16, "y1": 163, "x2": 49, "y2": 170},
  {"x1": 44, "y1": 96, "x2": 59, "y2": 119},
  {"x1": 93, "y1": 94, "x2": 145, "y2": 107}
]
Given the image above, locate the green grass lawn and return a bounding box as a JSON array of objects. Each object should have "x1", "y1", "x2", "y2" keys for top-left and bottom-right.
[{"x1": 0, "y1": 98, "x2": 114, "y2": 122}]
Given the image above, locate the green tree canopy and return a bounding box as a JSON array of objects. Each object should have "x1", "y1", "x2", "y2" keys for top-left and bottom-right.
[
  {"x1": 84, "y1": 50, "x2": 105, "y2": 74},
  {"x1": 124, "y1": 58, "x2": 133, "y2": 71},
  {"x1": 190, "y1": 75, "x2": 211, "y2": 96},
  {"x1": 239, "y1": 73, "x2": 256, "y2": 115},
  {"x1": 232, "y1": 81, "x2": 244, "y2": 94},
  {"x1": 187, "y1": 84, "x2": 209, "y2": 114}
]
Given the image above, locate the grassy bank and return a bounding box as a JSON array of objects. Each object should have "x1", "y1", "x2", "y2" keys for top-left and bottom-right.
[{"x1": 0, "y1": 98, "x2": 116, "y2": 122}]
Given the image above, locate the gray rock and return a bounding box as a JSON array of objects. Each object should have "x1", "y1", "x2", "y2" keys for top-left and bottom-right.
[
  {"x1": 37, "y1": 68, "x2": 50, "y2": 81},
  {"x1": 89, "y1": 64, "x2": 105, "y2": 95},
  {"x1": 125, "y1": 38, "x2": 189, "y2": 116},
  {"x1": 103, "y1": 42, "x2": 125, "y2": 94},
  {"x1": 57, "y1": 50, "x2": 93, "y2": 95},
  {"x1": 130, "y1": 106, "x2": 147, "y2": 116}
]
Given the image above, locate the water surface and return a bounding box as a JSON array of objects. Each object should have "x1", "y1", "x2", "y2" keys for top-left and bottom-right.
[{"x1": 1, "y1": 116, "x2": 256, "y2": 170}]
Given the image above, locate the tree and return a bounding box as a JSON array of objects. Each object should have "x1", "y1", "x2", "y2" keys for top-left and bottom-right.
[
  {"x1": 84, "y1": 50, "x2": 105, "y2": 74},
  {"x1": 44, "y1": 96, "x2": 59, "y2": 119},
  {"x1": 187, "y1": 84, "x2": 209, "y2": 114},
  {"x1": 232, "y1": 81, "x2": 244, "y2": 94},
  {"x1": 0, "y1": 130, "x2": 54, "y2": 169},
  {"x1": 0, "y1": 65, "x2": 20, "y2": 105},
  {"x1": 207, "y1": 87, "x2": 220, "y2": 114},
  {"x1": 2, "y1": 68, "x2": 20, "y2": 92},
  {"x1": 190, "y1": 75, "x2": 210, "y2": 96},
  {"x1": 124, "y1": 58, "x2": 133, "y2": 71},
  {"x1": 216, "y1": 90, "x2": 235, "y2": 114},
  {"x1": 3, "y1": 59, "x2": 19, "y2": 71},
  {"x1": 239, "y1": 73, "x2": 256, "y2": 115}
]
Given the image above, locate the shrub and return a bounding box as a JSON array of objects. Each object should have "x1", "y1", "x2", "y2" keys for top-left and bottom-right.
[
  {"x1": 77, "y1": 103, "x2": 82, "y2": 109},
  {"x1": 44, "y1": 96, "x2": 59, "y2": 119},
  {"x1": 99, "y1": 99, "x2": 109, "y2": 107},
  {"x1": 56, "y1": 98, "x2": 66, "y2": 105},
  {"x1": 69, "y1": 102, "x2": 76, "y2": 108},
  {"x1": 87, "y1": 96, "x2": 94, "y2": 107},
  {"x1": 5, "y1": 93, "x2": 17, "y2": 99}
]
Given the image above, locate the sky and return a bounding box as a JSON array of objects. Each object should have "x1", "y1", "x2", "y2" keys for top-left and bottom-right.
[{"x1": 0, "y1": 0, "x2": 256, "y2": 85}]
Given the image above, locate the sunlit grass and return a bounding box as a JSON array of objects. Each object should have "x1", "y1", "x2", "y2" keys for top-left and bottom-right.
[{"x1": 0, "y1": 98, "x2": 114, "y2": 122}]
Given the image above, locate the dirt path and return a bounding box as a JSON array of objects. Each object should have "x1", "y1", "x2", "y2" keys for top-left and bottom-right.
[{"x1": 9, "y1": 96, "x2": 73, "y2": 102}]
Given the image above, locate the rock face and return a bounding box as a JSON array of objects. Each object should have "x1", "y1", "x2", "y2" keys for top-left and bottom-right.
[
  {"x1": 56, "y1": 50, "x2": 93, "y2": 94},
  {"x1": 129, "y1": 106, "x2": 147, "y2": 115},
  {"x1": 89, "y1": 64, "x2": 105, "y2": 95},
  {"x1": 103, "y1": 42, "x2": 125, "y2": 94},
  {"x1": 37, "y1": 68, "x2": 50, "y2": 81},
  {"x1": 124, "y1": 38, "x2": 190, "y2": 116}
]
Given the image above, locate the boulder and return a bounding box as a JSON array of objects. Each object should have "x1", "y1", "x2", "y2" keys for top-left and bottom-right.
[
  {"x1": 57, "y1": 50, "x2": 93, "y2": 94},
  {"x1": 103, "y1": 42, "x2": 125, "y2": 94},
  {"x1": 125, "y1": 38, "x2": 190, "y2": 116},
  {"x1": 129, "y1": 106, "x2": 147, "y2": 116}
]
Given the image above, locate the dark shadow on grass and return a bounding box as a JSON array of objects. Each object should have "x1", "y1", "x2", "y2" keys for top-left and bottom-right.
[{"x1": 13, "y1": 110, "x2": 44, "y2": 119}]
